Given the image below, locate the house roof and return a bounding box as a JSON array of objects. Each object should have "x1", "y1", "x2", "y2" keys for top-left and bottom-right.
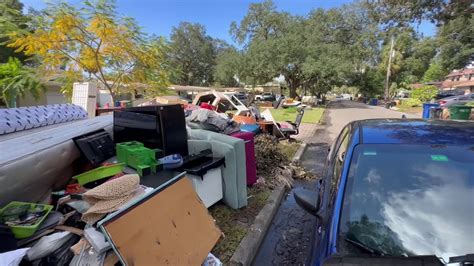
[
  {"x1": 453, "y1": 80, "x2": 474, "y2": 88},
  {"x1": 445, "y1": 68, "x2": 474, "y2": 77},
  {"x1": 169, "y1": 85, "x2": 243, "y2": 92}
]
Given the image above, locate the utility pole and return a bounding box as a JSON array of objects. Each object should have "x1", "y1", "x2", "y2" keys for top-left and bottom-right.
[{"x1": 384, "y1": 36, "x2": 395, "y2": 101}]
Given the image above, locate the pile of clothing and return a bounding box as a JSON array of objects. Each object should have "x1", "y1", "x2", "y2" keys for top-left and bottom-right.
[{"x1": 186, "y1": 108, "x2": 240, "y2": 135}]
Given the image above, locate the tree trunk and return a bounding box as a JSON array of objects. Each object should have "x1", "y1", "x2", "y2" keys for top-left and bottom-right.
[
  {"x1": 6, "y1": 96, "x2": 17, "y2": 108},
  {"x1": 103, "y1": 83, "x2": 117, "y2": 106}
]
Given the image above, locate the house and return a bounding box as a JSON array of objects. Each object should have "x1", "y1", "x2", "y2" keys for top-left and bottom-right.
[
  {"x1": 244, "y1": 81, "x2": 282, "y2": 95},
  {"x1": 409, "y1": 82, "x2": 442, "y2": 90},
  {"x1": 16, "y1": 80, "x2": 67, "y2": 107},
  {"x1": 441, "y1": 63, "x2": 474, "y2": 93}
]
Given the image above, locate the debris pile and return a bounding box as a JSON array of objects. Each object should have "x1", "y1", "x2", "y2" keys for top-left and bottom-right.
[
  {"x1": 253, "y1": 135, "x2": 292, "y2": 189},
  {"x1": 254, "y1": 135, "x2": 316, "y2": 189}
]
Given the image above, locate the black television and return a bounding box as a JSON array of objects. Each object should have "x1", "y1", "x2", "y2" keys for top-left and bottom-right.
[{"x1": 113, "y1": 104, "x2": 188, "y2": 157}]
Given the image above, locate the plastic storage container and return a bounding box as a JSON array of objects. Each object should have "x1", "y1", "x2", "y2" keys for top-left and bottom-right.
[
  {"x1": 240, "y1": 124, "x2": 260, "y2": 134},
  {"x1": 422, "y1": 103, "x2": 440, "y2": 119},
  {"x1": 449, "y1": 105, "x2": 472, "y2": 120},
  {"x1": 73, "y1": 163, "x2": 125, "y2": 186},
  {"x1": 230, "y1": 131, "x2": 257, "y2": 186},
  {"x1": 0, "y1": 201, "x2": 53, "y2": 238}
]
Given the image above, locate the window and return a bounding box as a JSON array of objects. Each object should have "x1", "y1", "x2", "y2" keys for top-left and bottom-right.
[
  {"x1": 338, "y1": 144, "x2": 474, "y2": 261},
  {"x1": 329, "y1": 126, "x2": 351, "y2": 203}
]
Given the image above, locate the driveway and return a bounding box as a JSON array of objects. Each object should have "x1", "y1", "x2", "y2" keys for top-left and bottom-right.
[
  {"x1": 252, "y1": 100, "x2": 418, "y2": 265},
  {"x1": 321, "y1": 99, "x2": 418, "y2": 143}
]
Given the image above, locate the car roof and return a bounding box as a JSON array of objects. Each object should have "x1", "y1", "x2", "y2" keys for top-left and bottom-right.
[{"x1": 354, "y1": 119, "x2": 474, "y2": 145}]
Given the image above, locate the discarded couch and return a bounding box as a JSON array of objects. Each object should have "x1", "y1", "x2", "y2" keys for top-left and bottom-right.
[{"x1": 187, "y1": 129, "x2": 247, "y2": 209}]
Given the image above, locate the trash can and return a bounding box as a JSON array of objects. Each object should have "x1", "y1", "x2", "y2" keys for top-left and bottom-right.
[
  {"x1": 230, "y1": 131, "x2": 257, "y2": 186},
  {"x1": 369, "y1": 98, "x2": 378, "y2": 106},
  {"x1": 449, "y1": 105, "x2": 472, "y2": 120},
  {"x1": 422, "y1": 103, "x2": 439, "y2": 119}
]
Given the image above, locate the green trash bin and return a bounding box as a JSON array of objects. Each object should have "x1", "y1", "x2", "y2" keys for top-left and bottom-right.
[{"x1": 449, "y1": 105, "x2": 472, "y2": 120}]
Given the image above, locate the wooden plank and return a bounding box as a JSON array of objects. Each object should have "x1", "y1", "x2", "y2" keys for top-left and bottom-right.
[{"x1": 102, "y1": 177, "x2": 221, "y2": 265}]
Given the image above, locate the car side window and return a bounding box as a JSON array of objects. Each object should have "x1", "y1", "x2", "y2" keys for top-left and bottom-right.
[{"x1": 328, "y1": 126, "x2": 351, "y2": 208}]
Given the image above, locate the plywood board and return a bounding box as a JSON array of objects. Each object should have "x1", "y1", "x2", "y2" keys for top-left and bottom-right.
[{"x1": 101, "y1": 176, "x2": 221, "y2": 265}]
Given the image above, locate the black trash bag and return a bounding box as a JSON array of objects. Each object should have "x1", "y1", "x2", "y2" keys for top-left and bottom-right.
[{"x1": 26, "y1": 234, "x2": 80, "y2": 266}]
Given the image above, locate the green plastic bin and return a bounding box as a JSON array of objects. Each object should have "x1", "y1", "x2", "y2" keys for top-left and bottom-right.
[
  {"x1": 0, "y1": 201, "x2": 53, "y2": 238},
  {"x1": 449, "y1": 105, "x2": 472, "y2": 120},
  {"x1": 72, "y1": 163, "x2": 125, "y2": 186}
]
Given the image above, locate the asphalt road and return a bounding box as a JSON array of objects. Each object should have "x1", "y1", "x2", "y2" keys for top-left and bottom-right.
[{"x1": 252, "y1": 100, "x2": 417, "y2": 265}]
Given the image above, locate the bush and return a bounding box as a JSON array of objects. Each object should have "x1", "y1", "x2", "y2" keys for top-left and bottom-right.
[
  {"x1": 411, "y1": 85, "x2": 438, "y2": 102},
  {"x1": 401, "y1": 98, "x2": 422, "y2": 107}
]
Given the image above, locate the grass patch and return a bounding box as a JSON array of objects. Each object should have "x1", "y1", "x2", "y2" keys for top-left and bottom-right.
[
  {"x1": 278, "y1": 141, "x2": 300, "y2": 160},
  {"x1": 268, "y1": 107, "x2": 324, "y2": 124},
  {"x1": 209, "y1": 187, "x2": 271, "y2": 263},
  {"x1": 397, "y1": 105, "x2": 423, "y2": 114}
]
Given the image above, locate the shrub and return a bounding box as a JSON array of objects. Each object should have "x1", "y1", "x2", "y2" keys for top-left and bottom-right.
[
  {"x1": 411, "y1": 85, "x2": 438, "y2": 102},
  {"x1": 401, "y1": 98, "x2": 422, "y2": 107}
]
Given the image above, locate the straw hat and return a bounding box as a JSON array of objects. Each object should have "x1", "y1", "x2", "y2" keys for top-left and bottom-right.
[{"x1": 82, "y1": 174, "x2": 140, "y2": 224}]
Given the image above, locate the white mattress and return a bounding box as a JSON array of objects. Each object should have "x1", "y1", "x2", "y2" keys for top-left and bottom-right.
[{"x1": 0, "y1": 115, "x2": 113, "y2": 166}]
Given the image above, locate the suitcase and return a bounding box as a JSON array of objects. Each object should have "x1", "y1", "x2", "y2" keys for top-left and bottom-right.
[{"x1": 230, "y1": 131, "x2": 257, "y2": 186}]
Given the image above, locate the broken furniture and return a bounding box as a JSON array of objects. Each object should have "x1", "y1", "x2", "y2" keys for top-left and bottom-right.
[
  {"x1": 113, "y1": 104, "x2": 188, "y2": 157},
  {"x1": 258, "y1": 121, "x2": 274, "y2": 133},
  {"x1": 279, "y1": 108, "x2": 305, "y2": 138},
  {"x1": 98, "y1": 174, "x2": 221, "y2": 265},
  {"x1": 187, "y1": 129, "x2": 248, "y2": 209},
  {"x1": 232, "y1": 115, "x2": 257, "y2": 124},
  {"x1": 260, "y1": 109, "x2": 285, "y2": 138},
  {"x1": 0, "y1": 115, "x2": 113, "y2": 206},
  {"x1": 192, "y1": 90, "x2": 250, "y2": 116},
  {"x1": 282, "y1": 98, "x2": 302, "y2": 108},
  {"x1": 179, "y1": 150, "x2": 225, "y2": 208},
  {"x1": 116, "y1": 141, "x2": 162, "y2": 176},
  {"x1": 230, "y1": 132, "x2": 257, "y2": 186}
]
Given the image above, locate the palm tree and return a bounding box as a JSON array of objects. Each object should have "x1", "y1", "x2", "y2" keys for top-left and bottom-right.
[{"x1": 0, "y1": 57, "x2": 45, "y2": 108}]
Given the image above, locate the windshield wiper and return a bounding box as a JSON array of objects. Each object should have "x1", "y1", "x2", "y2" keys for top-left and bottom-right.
[
  {"x1": 449, "y1": 253, "x2": 474, "y2": 264},
  {"x1": 345, "y1": 237, "x2": 385, "y2": 256}
]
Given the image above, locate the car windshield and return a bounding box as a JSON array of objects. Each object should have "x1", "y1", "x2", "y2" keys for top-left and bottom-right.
[{"x1": 339, "y1": 144, "x2": 474, "y2": 263}]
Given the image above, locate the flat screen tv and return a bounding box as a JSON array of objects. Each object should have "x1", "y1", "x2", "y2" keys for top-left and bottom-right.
[{"x1": 113, "y1": 105, "x2": 188, "y2": 157}]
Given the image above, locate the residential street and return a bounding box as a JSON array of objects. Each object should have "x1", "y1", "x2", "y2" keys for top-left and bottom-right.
[{"x1": 252, "y1": 100, "x2": 419, "y2": 265}]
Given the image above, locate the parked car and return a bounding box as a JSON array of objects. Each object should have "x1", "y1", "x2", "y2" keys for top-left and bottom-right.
[
  {"x1": 435, "y1": 90, "x2": 464, "y2": 100},
  {"x1": 234, "y1": 92, "x2": 248, "y2": 103},
  {"x1": 261, "y1": 92, "x2": 276, "y2": 102},
  {"x1": 437, "y1": 93, "x2": 474, "y2": 108},
  {"x1": 295, "y1": 119, "x2": 474, "y2": 265}
]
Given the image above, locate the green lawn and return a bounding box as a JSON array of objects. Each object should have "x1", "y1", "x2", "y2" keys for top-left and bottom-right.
[{"x1": 268, "y1": 107, "x2": 324, "y2": 124}]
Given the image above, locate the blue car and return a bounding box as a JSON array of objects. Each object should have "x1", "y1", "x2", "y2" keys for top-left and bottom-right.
[{"x1": 295, "y1": 119, "x2": 474, "y2": 265}]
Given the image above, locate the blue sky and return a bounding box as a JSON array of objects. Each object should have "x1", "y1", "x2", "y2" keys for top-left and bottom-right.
[{"x1": 22, "y1": 0, "x2": 436, "y2": 45}]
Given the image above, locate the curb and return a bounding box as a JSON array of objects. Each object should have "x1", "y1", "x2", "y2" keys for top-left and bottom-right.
[
  {"x1": 292, "y1": 142, "x2": 308, "y2": 163},
  {"x1": 229, "y1": 185, "x2": 287, "y2": 266}
]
